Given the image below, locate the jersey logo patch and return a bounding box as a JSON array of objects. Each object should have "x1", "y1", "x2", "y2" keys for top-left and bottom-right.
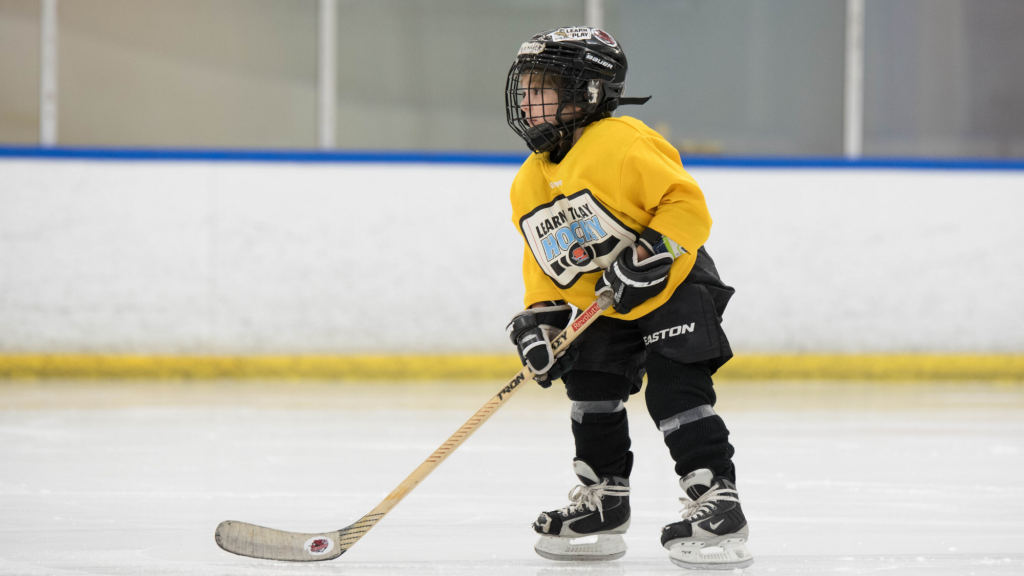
[
  {"x1": 520, "y1": 190, "x2": 638, "y2": 289},
  {"x1": 569, "y1": 245, "x2": 591, "y2": 266}
]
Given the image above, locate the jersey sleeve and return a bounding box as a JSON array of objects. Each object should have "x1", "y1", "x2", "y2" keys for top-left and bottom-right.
[
  {"x1": 620, "y1": 136, "x2": 712, "y2": 254},
  {"x1": 521, "y1": 244, "x2": 562, "y2": 307}
]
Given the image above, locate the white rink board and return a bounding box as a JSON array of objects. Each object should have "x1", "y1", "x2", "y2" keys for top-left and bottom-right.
[{"x1": 1, "y1": 159, "x2": 1023, "y2": 353}]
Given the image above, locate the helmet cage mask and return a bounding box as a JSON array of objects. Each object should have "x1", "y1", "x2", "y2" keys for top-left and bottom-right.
[{"x1": 505, "y1": 41, "x2": 626, "y2": 155}]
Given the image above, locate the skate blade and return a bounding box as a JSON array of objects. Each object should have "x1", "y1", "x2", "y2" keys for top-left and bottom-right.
[
  {"x1": 668, "y1": 540, "x2": 753, "y2": 570},
  {"x1": 534, "y1": 534, "x2": 627, "y2": 562}
]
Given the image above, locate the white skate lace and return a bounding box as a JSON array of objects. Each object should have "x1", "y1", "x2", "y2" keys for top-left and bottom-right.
[
  {"x1": 558, "y1": 479, "x2": 631, "y2": 522},
  {"x1": 679, "y1": 482, "x2": 739, "y2": 521}
]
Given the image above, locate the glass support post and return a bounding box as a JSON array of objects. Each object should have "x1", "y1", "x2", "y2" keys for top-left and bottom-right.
[
  {"x1": 584, "y1": 0, "x2": 604, "y2": 30},
  {"x1": 844, "y1": 0, "x2": 865, "y2": 159},
  {"x1": 40, "y1": 0, "x2": 58, "y2": 147},
  {"x1": 317, "y1": 0, "x2": 337, "y2": 149}
]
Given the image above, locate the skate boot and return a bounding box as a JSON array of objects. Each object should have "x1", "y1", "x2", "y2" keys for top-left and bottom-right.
[
  {"x1": 533, "y1": 458, "x2": 631, "y2": 561},
  {"x1": 661, "y1": 469, "x2": 753, "y2": 570}
]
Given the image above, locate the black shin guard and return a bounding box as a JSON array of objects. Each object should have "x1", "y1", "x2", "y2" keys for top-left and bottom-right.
[
  {"x1": 563, "y1": 370, "x2": 634, "y2": 478},
  {"x1": 644, "y1": 353, "x2": 736, "y2": 481}
]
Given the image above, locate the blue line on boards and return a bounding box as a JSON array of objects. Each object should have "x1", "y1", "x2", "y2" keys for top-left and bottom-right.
[
  {"x1": 1, "y1": 146, "x2": 1024, "y2": 171},
  {"x1": 0, "y1": 146, "x2": 530, "y2": 166}
]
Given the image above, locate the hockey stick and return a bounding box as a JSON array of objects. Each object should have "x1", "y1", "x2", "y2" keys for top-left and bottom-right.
[{"x1": 215, "y1": 292, "x2": 615, "y2": 562}]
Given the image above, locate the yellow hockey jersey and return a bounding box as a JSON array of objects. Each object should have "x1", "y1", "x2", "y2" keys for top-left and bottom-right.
[{"x1": 510, "y1": 116, "x2": 712, "y2": 321}]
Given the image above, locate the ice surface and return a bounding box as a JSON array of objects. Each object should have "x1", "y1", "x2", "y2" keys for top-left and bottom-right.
[{"x1": 1, "y1": 380, "x2": 1022, "y2": 575}]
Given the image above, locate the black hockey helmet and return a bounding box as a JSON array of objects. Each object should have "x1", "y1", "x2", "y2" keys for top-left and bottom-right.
[{"x1": 505, "y1": 27, "x2": 650, "y2": 156}]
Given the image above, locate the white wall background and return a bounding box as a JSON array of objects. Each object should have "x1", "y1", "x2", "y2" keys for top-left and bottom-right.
[{"x1": 1, "y1": 159, "x2": 1022, "y2": 354}]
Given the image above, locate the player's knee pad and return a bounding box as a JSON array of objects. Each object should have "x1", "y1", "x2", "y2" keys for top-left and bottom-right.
[
  {"x1": 564, "y1": 369, "x2": 633, "y2": 403},
  {"x1": 643, "y1": 353, "x2": 717, "y2": 424},
  {"x1": 563, "y1": 372, "x2": 634, "y2": 478}
]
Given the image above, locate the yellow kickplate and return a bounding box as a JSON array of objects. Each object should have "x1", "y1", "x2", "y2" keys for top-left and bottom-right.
[
  {"x1": 0, "y1": 354, "x2": 1021, "y2": 381},
  {"x1": 716, "y1": 354, "x2": 1024, "y2": 381},
  {"x1": 0, "y1": 354, "x2": 523, "y2": 380}
]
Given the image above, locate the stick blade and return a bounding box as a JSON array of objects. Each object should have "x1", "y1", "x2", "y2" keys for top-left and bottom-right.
[{"x1": 215, "y1": 520, "x2": 345, "y2": 562}]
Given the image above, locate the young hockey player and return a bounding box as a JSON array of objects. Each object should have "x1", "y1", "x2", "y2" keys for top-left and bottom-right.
[{"x1": 503, "y1": 27, "x2": 753, "y2": 570}]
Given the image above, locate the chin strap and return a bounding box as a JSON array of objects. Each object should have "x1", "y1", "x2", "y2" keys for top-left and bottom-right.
[
  {"x1": 533, "y1": 95, "x2": 653, "y2": 160},
  {"x1": 618, "y1": 96, "x2": 652, "y2": 106}
]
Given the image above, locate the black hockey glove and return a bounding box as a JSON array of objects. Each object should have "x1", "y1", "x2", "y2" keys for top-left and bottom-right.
[
  {"x1": 594, "y1": 229, "x2": 677, "y2": 315},
  {"x1": 506, "y1": 302, "x2": 579, "y2": 388}
]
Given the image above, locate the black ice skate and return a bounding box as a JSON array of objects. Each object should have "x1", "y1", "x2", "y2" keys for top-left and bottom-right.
[
  {"x1": 533, "y1": 458, "x2": 631, "y2": 561},
  {"x1": 660, "y1": 468, "x2": 753, "y2": 570}
]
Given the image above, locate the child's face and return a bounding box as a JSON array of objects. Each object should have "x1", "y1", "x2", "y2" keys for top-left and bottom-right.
[{"x1": 519, "y1": 74, "x2": 564, "y2": 127}]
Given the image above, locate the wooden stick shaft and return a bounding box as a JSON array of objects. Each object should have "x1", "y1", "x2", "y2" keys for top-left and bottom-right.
[
  {"x1": 358, "y1": 295, "x2": 612, "y2": 534},
  {"x1": 212, "y1": 295, "x2": 614, "y2": 561}
]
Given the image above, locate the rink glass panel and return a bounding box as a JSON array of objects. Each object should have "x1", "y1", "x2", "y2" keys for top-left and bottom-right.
[
  {"x1": 863, "y1": 0, "x2": 1024, "y2": 157},
  {"x1": 0, "y1": 0, "x2": 41, "y2": 144},
  {"x1": 55, "y1": 0, "x2": 318, "y2": 149},
  {"x1": 1, "y1": 0, "x2": 1023, "y2": 156},
  {"x1": 329, "y1": 0, "x2": 582, "y2": 151},
  {"x1": 602, "y1": 0, "x2": 847, "y2": 156}
]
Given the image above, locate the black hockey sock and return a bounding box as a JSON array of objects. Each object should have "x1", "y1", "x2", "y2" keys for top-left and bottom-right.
[
  {"x1": 644, "y1": 353, "x2": 736, "y2": 482},
  {"x1": 563, "y1": 369, "x2": 634, "y2": 478}
]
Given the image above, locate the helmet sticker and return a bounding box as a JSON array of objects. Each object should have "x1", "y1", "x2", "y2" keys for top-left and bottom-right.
[
  {"x1": 593, "y1": 29, "x2": 617, "y2": 47},
  {"x1": 518, "y1": 41, "x2": 545, "y2": 55},
  {"x1": 587, "y1": 79, "x2": 602, "y2": 104},
  {"x1": 548, "y1": 27, "x2": 593, "y2": 42}
]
